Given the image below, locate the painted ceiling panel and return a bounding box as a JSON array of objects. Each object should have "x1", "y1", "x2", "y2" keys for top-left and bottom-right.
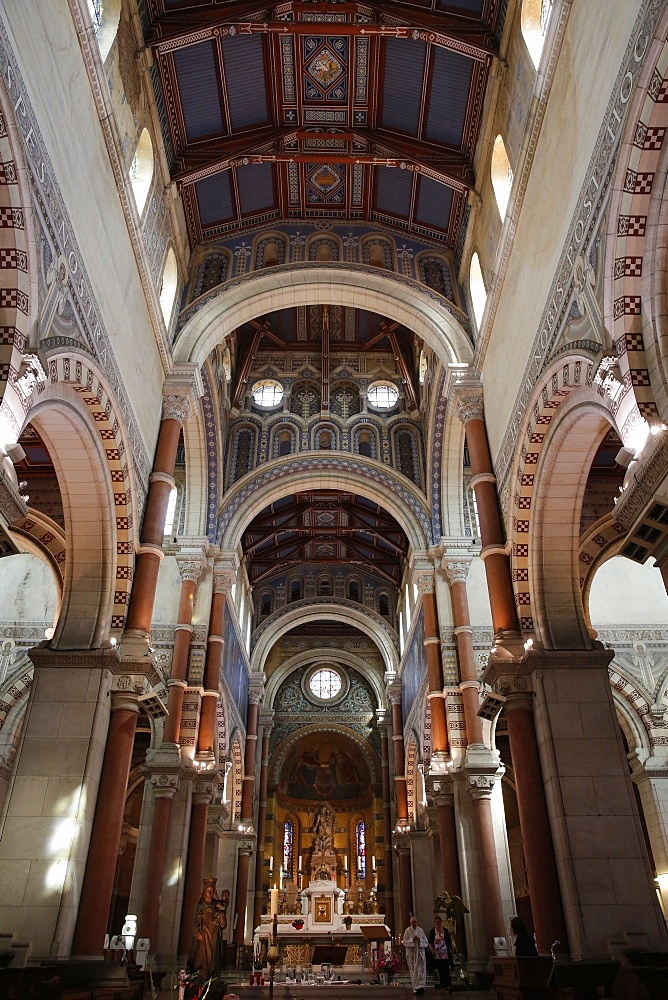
[
  {"x1": 438, "y1": 0, "x2": 484, "y2": 12},
  {"x1": 380, "y1": 38, "x2": 427, "y2": 137},
  {"x1": 237, "y1": 163, "x2": 275, "y2": 215},
  {"x1": 415, "y1": 175, "x2": 452, "y2": 231},
  {"x1": 376, "y1": 166, "x2": 413, "y2": 219},
  {"x1": 425, "y1": 46, "x2": 474, "y2": 148},
  {"x1": 196, "y1": 171, "x2": 234, "y2": 225},
  {"x1": 173, "y1": 42, "x2": 224, "y2": 141},
  {"x1": 222, "y1": 35, "x2": 269, "y2": 132}
]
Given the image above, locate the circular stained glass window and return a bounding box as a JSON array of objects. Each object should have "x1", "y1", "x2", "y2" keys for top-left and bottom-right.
[
  {"x1": 309, "y1": 667, "x2": 342, "y2": 700},
  {"x1": 252, "y1": 378, "x2": 283, "y2": 408},
  {"x1": 367, "y1": 381, "x2": 398, "y2": 409}
]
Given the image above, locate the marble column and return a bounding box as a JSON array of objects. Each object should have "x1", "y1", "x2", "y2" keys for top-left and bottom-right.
[
  {"x1": 234, "y1": 677, "x2": 265, "y2": 944},
  {"x1": 440, "y1": 551, "x2": 505, "y2": 949},
  {"x1": 252, "y1": 717, "x2": 273, "y2": 933},
  {"x1": 453, "y1": 388, "x2": 519, "y2": 641},
  {"x1": 177, "y1": 566, "x2": 230, "y2": 955},
  {"x1": 481, "y1": 643, "x2": 569, "y2": 955},
  {"x1": 413, "y1": 563, "x2": 448, "y2": 763},
  {"x1": 377, "y1": 710, "x2": 396, "y2": 933},
  {"x1": 388, "y1": 678, "x2": 411, "y2": 933},
  {"x1": 124, "y1": 387, "x2": 199, "y2": 645},
  {"x1": 139, "y1": 553, "x2": 206, "y2": 950}
]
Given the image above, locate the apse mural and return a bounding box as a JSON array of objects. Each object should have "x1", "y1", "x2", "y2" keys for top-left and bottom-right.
[{"x1": 284, "y1": 745, "x2": 362, "y2": 800}]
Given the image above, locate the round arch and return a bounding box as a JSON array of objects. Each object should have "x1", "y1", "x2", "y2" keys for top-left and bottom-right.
[
  {"x1": 22, "y1": 355, "x2": 138, "y2": 644},
  {"x1": 217, "y1": 454, "x2": 431, "y2": 555},
  {"x1": 530, "y1": 393, "x2": 615, "y2": 649},
  {"x1": 251, "y1": 601, "x2": 399, "y2": 677},
  {"x1": 174, "y1": 264, "x2": 473, "y2": 370},
  {"x1": 268, "y1": 723, "x2": 381, "y2": 788},
  {"x1": 263, "y1": 647, "x2": 388, "y2": 710}
]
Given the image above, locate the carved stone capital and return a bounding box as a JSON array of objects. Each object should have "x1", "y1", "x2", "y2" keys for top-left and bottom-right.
[
  {"x1": 248, "y1": 674, "x2": 266, "y2": 705},
  {"x1": 145, "y1": 741, "x2": 183, "y2": 797},
  {"x1": 447, "y1": 374, "x2": 485, "y2": 425},
  {"x1": 162, "y1": 366, "x2": 203, "y2": 424},
  {"x1": 443, "y1": 560, "x2": 470, "y2": 585},
  {"x1": 192, "y1": 777, "x2": 215, "y2": 804},
  {"x1": 386, "y1": 677, "x2": 403, "y2": 706},
  {"x1": 176, "y1": 555, "x2": 206, "y2": 584},
  {"x1": 414, "y1": 572, "x2": 435, "y2": 595},
  {"x1": 15, "y1": 353, "x2": 47, "y2": 402},
  {"x1": 149, "y1": 771, "x2": 180, "y2": 798},
  {"x1": 466, "y1": 772, "x2": 496, "y2": 800}
]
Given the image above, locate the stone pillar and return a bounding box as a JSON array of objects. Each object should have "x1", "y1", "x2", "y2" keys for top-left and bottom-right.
[
  {"x1": 439, "y1": 548, "x2": 505, "y2": 951},
  {"x1": 253, "y1": 716, "x2": 273, "y2": 933},
  {"x1": 178, "y1": 774, "x2": 215, "y2": 956},
  {"x1": 388, "y1": 677, "x2": 412, "y2": 933},
  {"x1": 629, "y1": 753, "x2": 668, "y2": 918},
  {"x1": 484, "y1": 656, "x2": 568, "y2": 955},
  {"x1": 139, "y1": 552, "x2": 206, "y2": 950},
  {"x1": 377, "y1": 710, "x2": 396, "y2": 933},
  {"x1": 234, "y1": 677, "x2": 265, "y2": 944},
  {"x1": 452, "y1": 384, "x2": 519, "y2": 641},
  {"x1": 72, "y1": 682, "x2": 141, "y2": 957},
  {"x1": 177, "y1": 565, "x2": 230, "y2": 955},
  {"x1": 124, "y1": 382, "x2": 200, "y2": 647},
  {"x1": 412, "y1": 560, "x2": 448, "y2": 763}
]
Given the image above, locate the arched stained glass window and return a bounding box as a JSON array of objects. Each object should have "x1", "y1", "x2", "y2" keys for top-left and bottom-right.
[
  {"x1": 283, "y1": 820, "x2": 294, "y2": 882},
  {"x1": 356, "y1": 819, "x2": 366, "y2": 881}
]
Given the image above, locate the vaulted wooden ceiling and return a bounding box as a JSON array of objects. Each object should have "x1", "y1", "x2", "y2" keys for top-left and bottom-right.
[
  {"x1": 242, "y1": 491, "x2": 409, "y2": 586},
  {"x1": 143, "y1": 0, "x2": 502, "y2": 246}
]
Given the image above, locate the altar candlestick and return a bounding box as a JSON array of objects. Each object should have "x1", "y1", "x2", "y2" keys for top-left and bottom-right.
[{"x1": 270, "y1": 885, "x2": 279, "y2": 916}]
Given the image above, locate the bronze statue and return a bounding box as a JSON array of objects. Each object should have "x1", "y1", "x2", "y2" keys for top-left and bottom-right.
[{"x1": 188, "y1": 877, "x2": 229, "y2": 978}]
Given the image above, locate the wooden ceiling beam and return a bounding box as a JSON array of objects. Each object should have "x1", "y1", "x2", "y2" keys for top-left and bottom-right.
[
  {"x1": 388, "y1": 332, "x2": 418, "y2": 413},
  {"x1": 149, "y1": 14, "x2": 496, "y2": 63}
]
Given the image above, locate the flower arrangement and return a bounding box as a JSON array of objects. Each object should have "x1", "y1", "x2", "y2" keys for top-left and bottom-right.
[
  {"x1": 343, "y1": 916, "x2": 353, "y2": 929},
  {"x1": 373, "y1": 954, "x2": 400, "y2": 976},
  {"x1": 292, "y1": 918, "x2": 304, "y2": 930}
]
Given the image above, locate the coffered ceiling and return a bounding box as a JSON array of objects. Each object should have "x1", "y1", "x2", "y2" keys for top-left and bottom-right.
[{"x1": 142, "y1": 0, "x2": 502, "y2": 246}]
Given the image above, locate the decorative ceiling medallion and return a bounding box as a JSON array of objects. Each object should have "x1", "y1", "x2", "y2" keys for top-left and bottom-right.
[
  {"x1": 309, "y1": 48, "x2": 344, "y2": 88},
  {"x1": 304, "y1": 36, "x2": 348, "y2": 103},
  {"x1": 310, "y1": 164, "x2": 342, "y2": 195}
]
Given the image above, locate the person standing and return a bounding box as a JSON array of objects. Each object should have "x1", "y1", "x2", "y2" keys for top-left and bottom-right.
[
  {"x1": 510, "y1": 916, "x2": 538, "y2": 957},
  {"x1": 428, "y1": 916, "x2": 455, "y2": 992},
  {"x1": 403, "y1": 915, "x2": 429, "y2": 995}
]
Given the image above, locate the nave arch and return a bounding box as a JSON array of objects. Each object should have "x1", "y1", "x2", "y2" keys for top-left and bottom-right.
[
  {"x1": 173, "y1": 264, "x2": 474, "y2": 372},
  {"x1": 263, "y1": 647, "x2": 388, "y2": 712}
]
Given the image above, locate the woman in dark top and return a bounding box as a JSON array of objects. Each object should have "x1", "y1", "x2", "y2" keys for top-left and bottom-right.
[
  {"x1": 428, "y1": 916, "x2": 455, "y2": 992},
  {"x1": 510, "y1": 916, "x2": 538, "y2": 957}
]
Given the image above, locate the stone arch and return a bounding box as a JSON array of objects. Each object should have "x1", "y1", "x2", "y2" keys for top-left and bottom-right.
[
  {"x1": 26, "y1": 355, "x2": 136, "y2": 640},
  {"x1": 415, "y1": 251, "x2": 456, "y2": 303},
  {"x1": 605, "y1": 33, "x2": 668, "y2": 438},
  {"x1": 215, "y1": 695, "x2": 228, "y2": 805},
  {"x1": 174, "y1": 265, "x2": 473, "y2": 372},
  {"x1": 528, "y1": 394, "x2": 617, "y2": 649},
  {"x1": 217, "y1": 454, "x2": 431, "y2": 557},
  {"x1": 250, "y1": 600, "x2": 399, "y2": 676},
  {"x1": 579, "y1": 514, "x2": 628, "y2": 625},
  {"x1": 0, "y1": 70, "x2": 38, "y2": 448},
  {"x1": 609, "y1": 662, "x2": 653, "y2": 750},
  {"x1": 307, "y1": 233, "x2": 342, "y2": 262},
  {"x1": 11, "y1": 508, "x2": 66, "y2": 591},
  {"x1": 263, "y1": 647, "x2": 387, "y2": 709},
  {"x1": 508, "y1": 354, "x2": 615, "y2": 637}
]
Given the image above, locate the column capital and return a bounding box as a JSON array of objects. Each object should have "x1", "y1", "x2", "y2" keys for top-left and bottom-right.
[
  {"x1": 448, "y1": 375, "x2": 485, "y2": 425},
  {"x1": 259, "y1": 710, "x2": 275, "y2": 731},
  {"x1": 248, "y1": 674, "x2": 266, "y2": 705},
  {"x1": 192, "y1": 776, "x2": 215, "y2": 805},
  {"x1": 162, "y1": 366, "x2": 203, "y2": 423},
  {"x1": 386, "y1": 676, "x2": 402, "y2": 706},
  {"x1": 411, "y1": 553, "x2": 435, "y2": 594},
  {"x1": 213, "y1": 552, "x2": 240, "y2": 593},
  {"x1": 176, "y1": 552, "x2": 207, "y2": 583},
  {"x1": 376, "y1": 707, "x2": 391, "y2": 730},
  {"x1": 145, "y1": 741, "x2": 184, "y2": 797}
]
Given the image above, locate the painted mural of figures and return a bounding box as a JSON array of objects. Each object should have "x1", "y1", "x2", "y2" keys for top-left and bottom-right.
[{"x1": 188, "y1": 877, "x2": 229, "y2": 978}]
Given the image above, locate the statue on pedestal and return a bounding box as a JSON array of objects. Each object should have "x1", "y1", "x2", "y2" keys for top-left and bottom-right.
[{"x1": 188, "y1": 877, "x2": 229, "y2": 978}]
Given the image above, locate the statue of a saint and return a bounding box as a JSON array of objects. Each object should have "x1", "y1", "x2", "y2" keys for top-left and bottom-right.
[
  {"x1": 312, "y1": 803, "x2": 335, "y2": 850},
  {"x1": 188, "y1": 877, "x2": 229, "y2": 978}
]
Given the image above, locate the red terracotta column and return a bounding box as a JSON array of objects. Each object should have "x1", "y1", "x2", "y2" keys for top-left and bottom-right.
[
  {"x1": 139, "y1": 554, "x2": 206, "y2": 950},
  {"x1": 234, "y1": 678, "x2": 265, "y2": 944},
  {"x1": 504, "y1": 693, "x2": 568, "y2": 953},
  {"x1": 72, "y1": 693, "x2": 139, "y2": 956},
  {"x1": 434, "y1": 791, "x2": 460, "y2": 899},
  {"x1": 252, "y1": 719, "x2": 273, "y2": 933},
  {"x1": 441, "y1": 553, "x2": 505, "y2": 949},
  {"x1": 418, "y1": 577, "x2": 448, "y2": 760},
  {"x1": 177, "y1": 568, "x2": 229, "y2": 954},
  {"x1": 125, "y1": 392, "x2": 195, "y2": 642},
  {"x1": 454, "y1": 392, "x2": 519, "y2": 640},
  {"x1": 378, "y1": 712, "x2": 395, "y2": 934}
]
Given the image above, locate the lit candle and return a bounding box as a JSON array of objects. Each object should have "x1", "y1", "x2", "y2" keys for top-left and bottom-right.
[
  {"x1": 270, "y1": 885, "x2": 279, "y2": 916},
  {"x1": 343, "y1": 855, "x2": 348, "y2": 870},
  {"x1": 298, "y1": 855, "x2": 302, "y2": 871},
  {"x1": 372, "y1": 856, "x2": 376, "y2": 871}
]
